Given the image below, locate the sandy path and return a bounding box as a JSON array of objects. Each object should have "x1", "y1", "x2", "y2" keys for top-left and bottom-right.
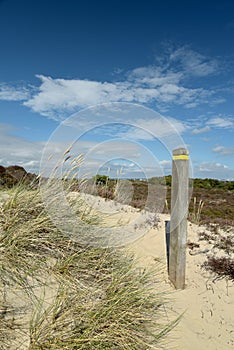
[
  {"x1": 75, "y1": 193, "x2": 234, "y2": 350},
  {"x1": 126, "y1": 217, "x2": 234, "y2": 350}
]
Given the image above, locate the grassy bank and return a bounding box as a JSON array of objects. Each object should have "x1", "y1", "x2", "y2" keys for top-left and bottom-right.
[{"x1": 0, "y1": 184, "x2": 177, "y2": 349}]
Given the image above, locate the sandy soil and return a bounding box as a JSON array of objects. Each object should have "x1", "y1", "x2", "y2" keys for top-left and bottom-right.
[
  {"x1": 127, "y1": 218, "x2": 234, "y2": 350},
  {"x1": 76, "y1": 193, "x2": 234, "y2": 350},
  {"x1": 1, "y1": 192, "x2": 234, "y2": 349}
]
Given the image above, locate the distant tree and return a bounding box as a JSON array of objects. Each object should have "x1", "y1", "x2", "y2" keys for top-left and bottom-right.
[{"x1": 165, "y1": 175, "x2": 172, "y2": 187}]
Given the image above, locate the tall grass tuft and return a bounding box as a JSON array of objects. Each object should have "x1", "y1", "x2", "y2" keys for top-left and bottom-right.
[
  {"x1": 29, "y1": 256, "x2": 178, "y2": 350},
  {"x1": 0, "y1": 184, "x2": 71, "y2": 287},
  {"x1": 0, "y1": 154, "x2": 179, "y2": 349},
  {"x1": 189, "y1": 197, "x2": 204, "y2": 225}
]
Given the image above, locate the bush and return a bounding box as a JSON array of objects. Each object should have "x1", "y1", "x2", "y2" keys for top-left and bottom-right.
[
  {"x1": 202, "y1": 256, "x2": 234, "y2": 282},
  {"x1": 94, "y1": 174, "x2": 110, "y2": 186}
]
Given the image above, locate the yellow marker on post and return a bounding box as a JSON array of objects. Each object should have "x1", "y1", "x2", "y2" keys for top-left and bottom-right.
[{"x1": 173, "y1": 154, "x2": 189, "y2": 161}]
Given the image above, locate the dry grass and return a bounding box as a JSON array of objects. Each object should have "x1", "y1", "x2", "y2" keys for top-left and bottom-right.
[
  {"x1": 188, "y1": 197, "x2": 204, "y2": 225},
  {"x1": 0, "y1": 181, "x2": 178, "y2": 349},
  {"x1": 29, "y1": 259, "x2": 177, "y2": 350}
]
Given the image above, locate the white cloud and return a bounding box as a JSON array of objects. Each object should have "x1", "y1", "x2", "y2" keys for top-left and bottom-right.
[
  {"x1": 90, "y1": 140, "x2": 141, "y2": 158},
  {"x1": 159, "y1": 160, "x2": 171, "y2": 170},
  {"x1": 18, "y1": 46, "x2": 223, "y2": 120},
  {"x1": 208, "y1": 116, "x2": 234, "y2": 128},
  {"x1": 200, "y1": 162, "x2": 228, "y2": 171},
  {"x1": 212, "y1": 145, "x2": 234, "y2": 156},
  {"x1": 0, "y1": 123, "x2": 43, "y2": 173},
  {"x1": 45, "y1": 102, "x2": 188, "y2": 152},
  {"x1": 118, "y1": 117, "x2": 188, "y2": 141},
  {"x1": 0, "y1": 123, "x2": 102, "y2": 174},
  {"x1": 202, "y1": 137, "x2": 211, "y2": 142},
  {"x1": 195, "y1": 161, "x2": 234, "y2": 180},
  {"x1": 159, "y1": 160, "x2": 171, "y2": 165},
  {"x1": 213, "y1": 146, "x2": 225, "y2": 153},
  {"x1": 1, "y1": 122, "x2": 233, "y2": 180},
  {"x1": 23, "y1": 75, "x2": 120, "y2": 118},
  {"x1": 128, "y1": 66, "x2": 182, "y2": 87},
  {"x1": 23, "y1": 75, "x2": 161, "y2": 119},
  {"x1": 169, "y1": 47, "x2": 219, "y2": 77},
  {"x1": 0, "y1": 84, "x2": 30, "y2": 101},
  {"x1": 0, "y1": 124, "x2": 148, "y2": 177},
  {"x1": 192, "y1": 126, "x2": 211, "y2": 134}
]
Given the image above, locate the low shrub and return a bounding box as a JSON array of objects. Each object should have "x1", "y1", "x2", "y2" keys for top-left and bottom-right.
[{"x1": 202, "y1": 256, "x2": 234, "y2": 282}]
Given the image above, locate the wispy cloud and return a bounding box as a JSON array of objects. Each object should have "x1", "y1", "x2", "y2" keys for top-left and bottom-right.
[
  {"x1": 195, "y1": 161, "x2": 234, "y2": 180},
  {"x1": 207, "y1": 116, "x2": 234, "y2": 128},
  {"x1": 0, "y1": 123, "x2": 147, "y2": 176},
  {"x1": 24, "y1": 75, "x2": 122, "y2": 118},
  {"x1": 0, "y1": 123, "x2": 98, "y2": 174},
  {"x1": 159, "y1": 159, "x2": 172, "y2": 173},
  {"x1": 202, "y1": 137, "x2": 211, "y2": 142},
  {"x1": 192, "y1": 126, "x2": 211, "y2": 135},
  {"x1": 53, "y1": 103, "x2": 188, "y2": 147},
  {"x1": 212, "y1": 145, "x2": 234, "y2": 156},
  {"x1": 117, "y1": 117, "x2": 188, "y2": 141},
  {"x1": 90, "y1": 140, "x2": 141, "y2": 158},
  {"x1": 0, "y1": 84, "x2": 30, "y2": 101},
  {"x1": 169, "y1": 46, "x2": 219, "y2": 77},
  {"x1": 189, "y1": 114, "x2": 234, "y2": 136},
  {"x1": 12, "y1": 46, "x2": 224, "y2": 120},
  {"x1": 0, "y1": 123, "x2": 43, "y2": 172}
]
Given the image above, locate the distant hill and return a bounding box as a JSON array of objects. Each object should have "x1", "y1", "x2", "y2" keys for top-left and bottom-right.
[{"x1": 0, "y1": 165, "x2": 38, "y2": 188}]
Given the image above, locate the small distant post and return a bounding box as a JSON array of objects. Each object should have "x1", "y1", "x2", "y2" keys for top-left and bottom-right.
[{"x1": 169, "y1": 148, "x2": 189, "y2": 289}]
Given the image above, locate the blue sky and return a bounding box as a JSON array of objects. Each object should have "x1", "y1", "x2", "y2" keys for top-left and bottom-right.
[{"x1": 0, "y1": 0, "x2": 234, "y2": 179}]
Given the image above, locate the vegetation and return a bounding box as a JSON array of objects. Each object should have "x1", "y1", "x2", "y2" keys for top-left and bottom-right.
[
  {"x1": 1, "y1": 163, "x2": 233, "y2": 303},
  {"x1": 188, "y1": 197, "x2": 204, "y2": 225},
  {"x1": 0, "y1": 180, "x2": 178, "y2": 349},
  {"x1": 189, "y1": 188, "x2": 234, "y2": 227},
  {"x1": 150, "y1": 175, "x2": 234, "y2": 191},
  {"x1": 80, "y1": 176, "x2": 233, "y2": 227},
  {"x1": 0, "y1": 165, "x2": 38, "y2": 188},
  {"x1": 192, "y1": 178, "x2": 234, "y2": 191},
  {"x1": 197, "y1": 225, "x2": 234, "y2": 282},
  {"x1": 202, "y1": 256, "x2": 234, "y2": 282},
  {"x1": 1, "y1": 165, "x2": 233, "y2": 227},
  {"x1": 94, "y1": 174, "x2": 110, "y2": 186}
]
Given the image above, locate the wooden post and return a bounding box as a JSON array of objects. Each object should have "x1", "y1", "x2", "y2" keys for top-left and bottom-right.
[{"x1": 169, "y1": 148, "x2": 189, "y2": 289}]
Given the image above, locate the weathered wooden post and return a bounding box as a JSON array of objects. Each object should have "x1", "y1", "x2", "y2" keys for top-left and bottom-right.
[{"x1": 169, "y1": 148, "x2": 189, "y2": 289}]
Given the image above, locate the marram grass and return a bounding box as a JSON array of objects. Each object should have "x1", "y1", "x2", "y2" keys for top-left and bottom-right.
[{"x1": 0, "y1": 183, "x2": 179, "y2": 349}]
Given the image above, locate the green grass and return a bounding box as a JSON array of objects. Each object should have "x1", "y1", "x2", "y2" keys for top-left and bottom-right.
[{"x1": 0, "y1": 183, "x2": 178, "y2": 349}]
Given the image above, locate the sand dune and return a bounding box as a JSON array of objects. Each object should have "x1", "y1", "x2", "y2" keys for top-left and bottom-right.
[
  {"x1": 78, "y1": 193, "x2": 234, "y2": 350},
  {"x1": 1, "y1": 191, "x2": 234, "y2": 349}
]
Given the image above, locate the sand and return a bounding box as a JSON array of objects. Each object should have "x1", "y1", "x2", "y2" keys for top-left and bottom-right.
[
  {"x1": 1, "y1": 191, "x2": 234, "y2": 349},
  {"x1": 76, "y1": 193, "x2": 234, "y2": 350},
  {"x1": 127, "y1": 219, "x2": 234, "y2": 350}
]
